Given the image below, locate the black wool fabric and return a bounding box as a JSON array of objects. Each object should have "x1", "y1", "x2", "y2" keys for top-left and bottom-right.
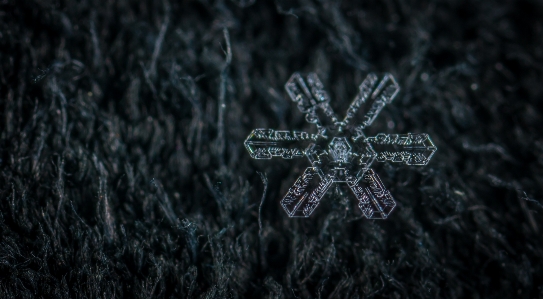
[{"x1": 1, "y1": 0, "x2": 542, "y2": 298}]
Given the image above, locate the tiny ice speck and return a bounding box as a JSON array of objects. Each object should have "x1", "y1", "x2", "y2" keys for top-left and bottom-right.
[{"x1": 245, "y1": 72, "x2": 437, "y2": 218}]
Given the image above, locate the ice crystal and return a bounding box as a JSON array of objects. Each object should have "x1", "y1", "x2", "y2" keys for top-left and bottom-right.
[{"x1": 245, "y1": 72, "x2": 437, "y2": 218}]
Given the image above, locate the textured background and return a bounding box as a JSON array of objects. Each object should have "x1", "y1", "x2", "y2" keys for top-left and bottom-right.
[{"x1": 1, "y1": 0, "x2": 542, "y2": 298}]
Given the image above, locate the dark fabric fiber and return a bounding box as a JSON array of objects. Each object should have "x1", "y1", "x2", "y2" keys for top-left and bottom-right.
[{"x1": 1, "y1": 0, "x2": 542, "y2": 298}]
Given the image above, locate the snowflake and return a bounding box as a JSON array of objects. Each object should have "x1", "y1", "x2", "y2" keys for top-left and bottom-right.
[{"x1": 245, "y1": 72, "x2": 437, "y2": 218}]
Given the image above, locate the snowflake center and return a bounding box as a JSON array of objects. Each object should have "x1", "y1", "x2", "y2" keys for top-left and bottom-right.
[{"x1": 328, "y1": 137, "x2": 352, "y2": 164}]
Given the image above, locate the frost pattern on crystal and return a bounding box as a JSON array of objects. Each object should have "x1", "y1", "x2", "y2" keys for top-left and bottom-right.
[{"x1": 245, "y1": 72, "x2": 437, "y2": 218}]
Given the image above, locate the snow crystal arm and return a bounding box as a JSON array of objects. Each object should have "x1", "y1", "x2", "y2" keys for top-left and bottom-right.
[
  {"x1": 285, "y1": 72, "x2": 339, "y2": 134},
  {"x1": 244, "y1": 129, "x2": 316, "y2": 159},
  {"x1": 347, "y1": 169, "x2": 396, "y2": 219},
  {"x1": 280, "y1": 167, "x2": 334, "y2": 217},
  {"x1": 365, "y1": 133, "x2": 437, "y2": 165},
  {"x1": 349, "y1": 73, "x2": 400, "y2": 136},
  {"x1": 343, "y1": 73, "x2": 378, "y2": 126}
]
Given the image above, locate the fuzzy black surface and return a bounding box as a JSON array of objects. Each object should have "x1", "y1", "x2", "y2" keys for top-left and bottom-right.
[{"x1": 1, "y1": 0, "x2": 542, "y2": 298}]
